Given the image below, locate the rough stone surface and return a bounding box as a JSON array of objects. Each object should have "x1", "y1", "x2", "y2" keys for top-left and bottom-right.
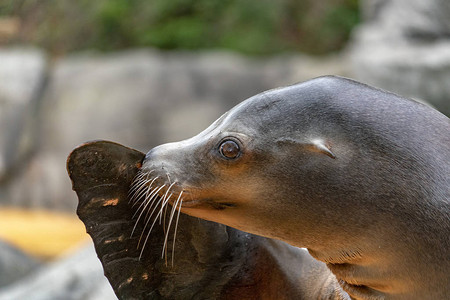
[
  {"x1": 350, "y1": 0, "x2": 450, "y2": 116},
  {"x1": 0, "y1": 242, "x2": 117, "y2": 300},
  {"x1": 0, "y1": 239, "x2": 39, "y2": 288},
  {"x1": 359, "y1": 0, "x2": 450, "y2": 40},
  {"x1": 1, "y1": 48, "x2": 347, "y2": 210},
  {"x1": 0, "y1": 48, "x2": 47, "y2": 182}
]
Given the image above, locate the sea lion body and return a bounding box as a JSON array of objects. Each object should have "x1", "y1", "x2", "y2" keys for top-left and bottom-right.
[{"x1": 138, "y1": 76, "x2": 450, "y2": 299}]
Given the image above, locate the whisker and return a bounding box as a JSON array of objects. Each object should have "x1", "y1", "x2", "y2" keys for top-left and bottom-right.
[
  {"x1": 128, "y1": 179, "x2": 146, "y2": 203},
  {"x1": 129, "y1": 175, "x2": 152, "y2": 205},
  {"x1": 171, "y1": 194, "x2": 183, "y2": 267},
  {"x1": 141, "y1": 188, "x2": 166, "y2": 224},
  {"x1": 128, "y1": 171, "x2": 151, "y2": 199},
  {"x1": 137, "y1": 184, "x2": 167, "y2": 248},
  {"x1": 131, "y1": 176, "x2": 159, "y2": 210},
  {"x1": 161, "y1": 181, "x2": 176, "y2": 212},
  {"x1": 128, "y1": 171, "x2": 147, "y2": 195},
  {"x1": 132, "y1": 176, "x2": 159, "y2": 204},
  {"x1": 162, "y1": 195, "x2": 175, "y2": 265},
  {"x1": 130, "y1": 180, "x2": 151, "y2": 204},
  {"x1": 162, "y1": 195, "x2": 170, "y2": 225},
  {"x1": 133, "y1": 184, "x2": 166, "y2": 239},
  {"x1": 161, "y1": 174, "x2": 173, "y2": 237},
  {"x1": 159, "y1": 179, "x2": 177, "y2": 226},
  {"x1": 131, "y1": 181, "x2": 161, "y2": 221},
  {"x1": 162, "y1": 192, "x2": 182, "y2": 262},
  {"x1": 129, "y1": 170, "x2": 146, "y2": 189},
  {"x1": 162, "y1": 190, "x2": 175, "y2": 266},
  {"x1": 162, "y1": 181, "x2": 176, "y2": 229},
  {"x1": 130, "y1": 185, "x2": 157, "y2": 237},
  {"x1": 138, "y1": 193, "x2": 169, "y2": 260}
]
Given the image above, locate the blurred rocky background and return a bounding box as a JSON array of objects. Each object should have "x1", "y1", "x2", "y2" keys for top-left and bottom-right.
[
  {"x1": 350, "y1": 0, "x2": 450, "y2": 116},
  {"x1": 0, "y1": 0, "x2": 448, "y2": 299}
]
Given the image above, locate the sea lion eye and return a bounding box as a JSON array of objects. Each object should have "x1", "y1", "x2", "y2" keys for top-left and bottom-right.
[{"x1": 219, "y1": 140, "x2": 241, "y2": 159}]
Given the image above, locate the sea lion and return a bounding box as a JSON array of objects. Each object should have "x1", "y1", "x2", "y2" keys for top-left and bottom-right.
[
  {"x1": 136, "y1": 76, "x2": 450, "y2": 299},
  {"x1": 67, "y1": 141, "x2": 342, "y2": 299}
]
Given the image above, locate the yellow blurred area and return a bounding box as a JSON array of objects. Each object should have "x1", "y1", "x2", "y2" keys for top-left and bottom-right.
[{"x1": 0, "y1": 208, "x2": 89, "y2": 260}]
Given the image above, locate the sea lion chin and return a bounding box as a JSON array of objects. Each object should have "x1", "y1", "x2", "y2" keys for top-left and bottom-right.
[{"x1": 133, "y1": 75, "x2": 450, "y2": 299}]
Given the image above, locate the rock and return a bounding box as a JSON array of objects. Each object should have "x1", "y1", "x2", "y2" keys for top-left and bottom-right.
[
  {"x1": 0, "y1": 48, "x2": 47, "y2": 182},
  {"x1": 0, "y1": 242, "x2": 117, "y2": 300},
  {"x1": 350, "y1": 0, "x2": 450, "y2": 116},
  {"x1": 358, "y1": 0, "x2": 450, "y2": 41},
  {"x1": 0, "y1": 239, "x2": 39, "y2": 287}
]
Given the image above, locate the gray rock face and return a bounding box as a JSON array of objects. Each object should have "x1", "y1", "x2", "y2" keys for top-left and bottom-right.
[
  {"x1": 0, "y1": 48, "x2": 47, "y2": 182},
  {"x1": 359, "y1": 0, "x2": 450, "y2": 41},
  {"x1": 351, "y1": 0, "x2": 450, "y2": 116},
  {"x1": 0, "y1": 242, "x2": 116, "y2": 300},
  {"x1": 0, "y1": 239, "x2": 39, "y2": 288},
  {"x1": 0, "y1": 48, "x2": 347, "y2": 210}
]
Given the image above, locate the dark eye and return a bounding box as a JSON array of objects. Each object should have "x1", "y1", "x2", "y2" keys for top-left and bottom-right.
[{"x1": 219, "y1": 140, "x2": 241, "y2": 159}]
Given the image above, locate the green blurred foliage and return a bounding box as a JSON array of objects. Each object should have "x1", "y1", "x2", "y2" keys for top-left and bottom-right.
[{"x1": 1, "y1": 0, "x2": 359, "y2": 55}]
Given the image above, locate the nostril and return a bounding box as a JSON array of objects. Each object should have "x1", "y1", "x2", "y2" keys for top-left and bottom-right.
[
  {"x1": 144, "y1": 145, "x2": 162, "y2": 160},
  {"x1": 144, "y1": 150, "x2": 153, "y2": 160},
  {"x1": 142, "y1": 145, "x2": 171, "y2": 173}
]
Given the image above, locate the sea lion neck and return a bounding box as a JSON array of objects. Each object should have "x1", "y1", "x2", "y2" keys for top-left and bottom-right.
[{"x1": 307, "y1": 247, "x2": 386, "y2": 296}]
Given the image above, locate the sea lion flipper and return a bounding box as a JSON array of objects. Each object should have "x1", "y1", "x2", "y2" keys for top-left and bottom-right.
[
  {"x1": 66, "y1": 140, "x2": 144, "y2": 192},
  {"x1": 67, "y1": 140, "x2": 155, "y2": 299}
]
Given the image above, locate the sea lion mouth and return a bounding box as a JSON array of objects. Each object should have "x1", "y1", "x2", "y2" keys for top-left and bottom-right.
[
  {"x1": 162, "y1": 195, "x2": 236, "y2": 210},
  {"x1": 182, "y1": 199, "x2": 236, "y2": 210},
  {"x1": 126, "y1": 172, "x2": 238, "y2": 260}
]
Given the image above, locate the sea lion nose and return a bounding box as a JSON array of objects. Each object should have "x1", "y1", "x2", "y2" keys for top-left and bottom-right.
[
  {"x1": 145, "y1": 138, "x2": 196, "y2": 162},
  {"x1": 143, "y1": 142, "x2": 187, "y2": 171},
  {"x1": 145, "y1": 143, "x2": 175, "y2": 161}
]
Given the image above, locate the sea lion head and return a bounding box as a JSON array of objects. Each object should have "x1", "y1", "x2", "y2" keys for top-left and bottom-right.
[{"x1": 132, "y1": 76, "x2": 357, "y2": 248}]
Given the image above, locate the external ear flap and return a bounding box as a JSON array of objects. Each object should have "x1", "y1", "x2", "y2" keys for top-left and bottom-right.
[
  {"x1": 310, "y1": 139, "x2": 336, "y2": 159},
  {"x1": 276, "y1": 138, "x2": 336, "y2": 159}
]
